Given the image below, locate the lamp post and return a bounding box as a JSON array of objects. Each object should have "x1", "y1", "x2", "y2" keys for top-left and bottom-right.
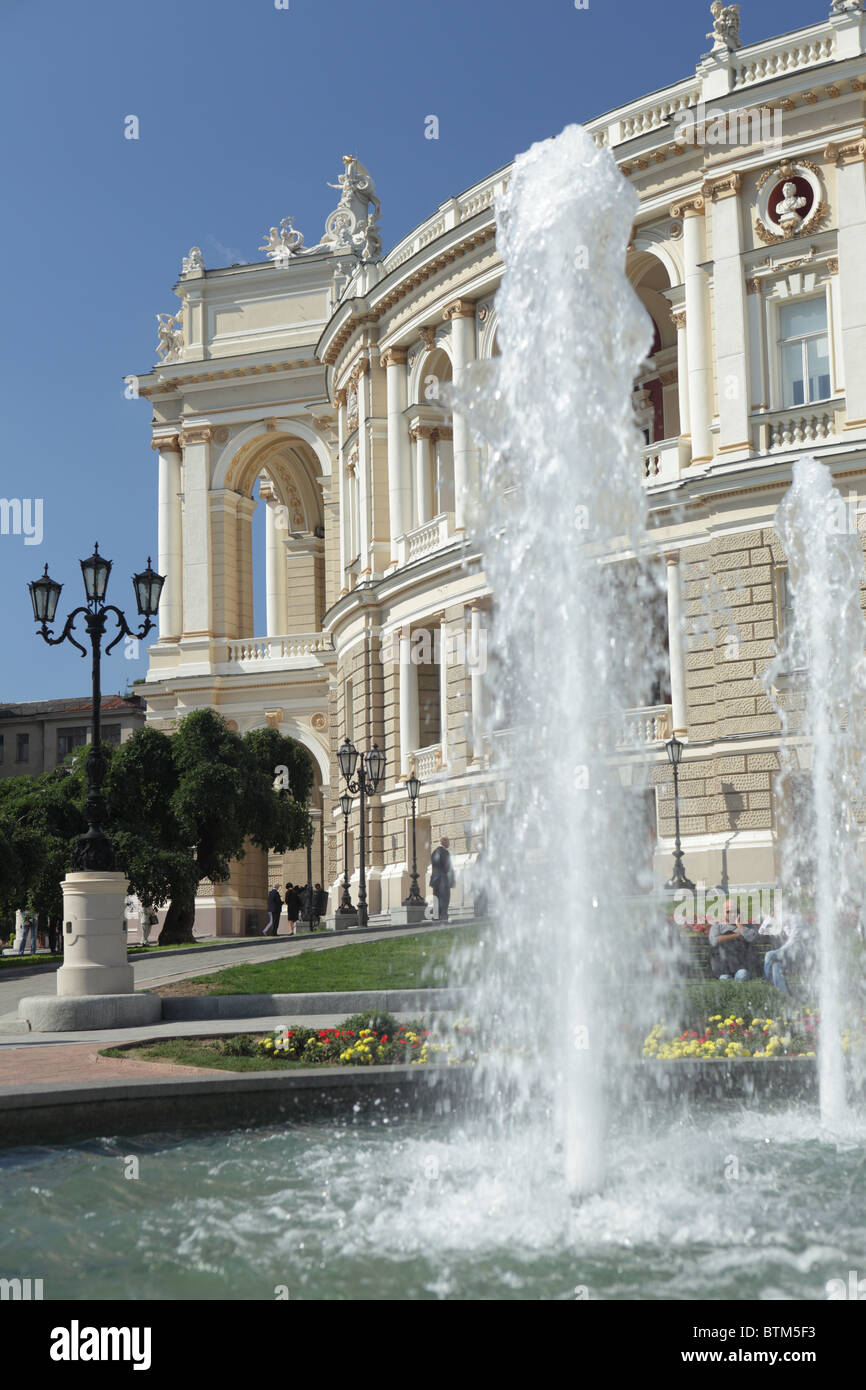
[
  {"x1": 337, "y1": 791, "x2": 355, "y2": 916},
  {"x1": 663, "y1": 735, "x2": 694, "y2": 892},
  {"x1": 337, "y1": 736, "x2": 385, "y2": 928},
  {"x1": 26, "y1": 544, "x2": 164, "y2": 1010},
  {"x1": 302, "y1": 815, "x2": 314, "y2": 930},
  {"x1": 29, "y1": 545, "x2": 165, "y2": 871},
  {"x1": 402, "y1": 773, "x2": 425, "y2": 916}
]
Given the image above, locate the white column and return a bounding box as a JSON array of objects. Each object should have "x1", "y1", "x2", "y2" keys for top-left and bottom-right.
[
  {"x1": 412, "y1": 427, "x2": 433, "y2": 526},
  {"x1": 444, "y1": 299, "x2": 476, "y2": 530},
  {"x1": 709, "y1": 175, "x2": 750, "y2": 456},
  {"x1": 399, "y1": 624, "x2": 419, "y2": 776},
  {"x1": 439, "y1": 616, "x2": 449, "y2": 768},
  {"x1": 666, "y1": 552, "x2": 687, "y2": 736},
  {"x1": 837, "y1": 149, "x2": 866, "y2": 429},
  {"x1": 154, "y1": 434, "x2": 183, "y2": 640},
  {"x1": 382, "y1": 348, "x2": 412, "y2": 560},
  {"x1": 469, "y1": 604, "x2": 486, "y2": 764},
  {"x1": 335, "y1": 388, "x2": 350, "y2": 594},
  {"x1": 672, "y1": 197, "x2": 712, "y2": 465},
  {"x1": 672, "y1": 310, "x2": 690, "y2": 438},
  {"x1": 179, "y1": 427, "x2": 213, "y2": 636},
  {"x1": 262, "y1": 485, "x2": 288, "y2": 637},
  {"x1": 356, "y1": 359, "x2": 372, "y2": 575}
]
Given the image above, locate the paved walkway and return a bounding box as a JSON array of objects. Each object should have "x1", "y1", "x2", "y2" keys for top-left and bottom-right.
[{"x1": 0, "y1": 919, "x2": 465, "y2": 1090}]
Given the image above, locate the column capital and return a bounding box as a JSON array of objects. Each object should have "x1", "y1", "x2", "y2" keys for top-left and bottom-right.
[
  {"x1": 670, "y1": 308, "x2": 687, "y2": 329},
  {"x1": 669, "y1": 195, "x2": 705, "y2": 218},
  {"x1": 180, "y1": 426, "x2": 213, "y2": 447},
  {"x1": 351, "y1": 355, "x2": 370, "y2": 382},
  {"x1": 823, "y1": 138, "x2": 866, "y2": 166},
  {"x1": 380, "y1": 347, "x2": 408, "y2": 369},
  {"x1": 443, "y1": 298, "x2": 476, "y2": 321},
  {"x1": 334, "y1": 387, "x2": 347, "y2": 407},
  {"x1": 152, "y1": 432, "x2": 181, "y2": 453},
  {"x1": 703, "y1": 172, "x2": 741, "y2": 202},
  {"x1": 664, "y1": 550, "x2": 681, "y2": 566},
  {"x1": 410, "y1": 423, "x2": 435, "y2": 442}
]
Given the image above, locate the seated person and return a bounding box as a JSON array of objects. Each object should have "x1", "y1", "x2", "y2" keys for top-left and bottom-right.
[
  {"x1": 709, "y1": 898, "x2": 759, "y2": 981},
  {"x1": 763, "y1": 912, "x2": 812, "y2": 995}
]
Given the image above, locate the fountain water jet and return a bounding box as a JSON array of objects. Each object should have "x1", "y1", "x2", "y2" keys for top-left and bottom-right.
[
  {"x1": 764, "y1": 456, "x2": 866, "y2": 1128},
  {"x1": 457, "y1": 124, "x2": 668, "y2": 1194}
]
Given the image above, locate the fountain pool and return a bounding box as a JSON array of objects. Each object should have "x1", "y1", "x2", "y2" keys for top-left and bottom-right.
[{"x1": 2, "y1": 1106, "x2": 864, "y2": 1300}]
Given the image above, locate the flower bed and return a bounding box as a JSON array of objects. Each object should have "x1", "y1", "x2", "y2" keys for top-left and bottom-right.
[
  {"x1": 253, "y1": 1013, "x2": 478, "y2": 1067},
  {"x1": 643, "y1": 1010, "x2": 826, "y2": 1060}
]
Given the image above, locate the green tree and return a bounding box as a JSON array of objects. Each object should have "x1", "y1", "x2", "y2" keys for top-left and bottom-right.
[{"x1": 106, "y1": 709, "x2": 314, "y2": 944}]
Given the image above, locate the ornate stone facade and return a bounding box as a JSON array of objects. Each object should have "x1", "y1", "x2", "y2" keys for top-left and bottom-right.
[{"x1": 131, "y1": 5, "x2": 866, "y2": 929}]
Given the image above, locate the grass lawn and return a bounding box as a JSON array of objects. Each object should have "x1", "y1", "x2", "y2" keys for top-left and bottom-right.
[
  {"x1": 149, "y1": 925, "x2": 483, "y2": 997},
  {"x1": 100, "y1": 1037, "x2": 310, "y2": 1072}
]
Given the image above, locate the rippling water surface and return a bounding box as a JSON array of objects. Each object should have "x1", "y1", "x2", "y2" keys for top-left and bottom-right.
[{"x1": 2, "y1": 1104, "x2": 863, "y2": 1300}]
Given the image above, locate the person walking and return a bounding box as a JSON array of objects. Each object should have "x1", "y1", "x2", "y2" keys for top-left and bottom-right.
[
  {"x1": 430, "y1": 837, "x2": 455, "y2": 923},
  {"x1": 312, "y1": 883, "x2": 328, "y2": 929},
  {"x1": 264, "y1": 884, "x2": 284, "y2": 936},
  {"x1": 18, "y1": 914, "x2": 37, "y2": 956},
  {"x1": 284, "y1": 883, "x2": 302, "y2": 936}
]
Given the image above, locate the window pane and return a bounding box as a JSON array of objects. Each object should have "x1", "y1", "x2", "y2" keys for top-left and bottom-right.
[
  {"x1": 807, "y1": 335, "x2": 830, "y2": 402},
  {"x1": 780, "y1": 342, "x2": 805, "y2": 407},
  {"x1": 102, "y1": 724, "x2": 121, "y2": 747},
  {"x1": 779, "y1": 298, "x2": 826, "y2": 341}
]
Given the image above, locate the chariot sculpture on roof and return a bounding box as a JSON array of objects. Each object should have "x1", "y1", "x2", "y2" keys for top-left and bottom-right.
[{"x1": 259, "y1": 154, "x2": 383, "y2": 266}]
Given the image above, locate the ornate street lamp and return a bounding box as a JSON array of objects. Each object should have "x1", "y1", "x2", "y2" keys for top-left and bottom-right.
[
  {"x1": 29, "y1": 545, "x2": 165, "y2": 872},
  {"x1": 663, "y1": 734, "x2": 694, "y2": 892},
  {"x1": 403, "y1": 773, "x2": 425, "y2": 909},
  {"x1": 337, "y1": 791, "x2": 354, "y2": 916},
  {"x1": 337, "y1": 736, "x2": 385, "y2": 928}
]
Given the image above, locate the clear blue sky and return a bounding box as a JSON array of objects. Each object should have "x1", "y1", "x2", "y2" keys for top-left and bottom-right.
[{"x1": 0, "y1": 0, "x2": 822, "y2": 702}]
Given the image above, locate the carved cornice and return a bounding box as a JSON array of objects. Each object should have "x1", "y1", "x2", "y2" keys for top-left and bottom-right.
[
  {"x1": 669, "y1": 195, "x2": 705, "y2": 218},
  {"x1": 443, "y1": 298, "x2": 476, "y2": 320},
  {"x1": 703, "y1": 172, "x2": 741, "y2": 202},
  {"x1": 380, "y1": 347, "x2": 408, "y2": 369},
  {"x1": 151, "y1": 433, "x2": 181, "y2": 453},
  {"x1": 180, "y1": 426, "x2": 213, "y2": 447},
  {"x1": 823, "y1": 138, "x2": 866, "y2": 166},
  {"x1": 321, "y1": 226, "x2": 496, "y2": 366}
]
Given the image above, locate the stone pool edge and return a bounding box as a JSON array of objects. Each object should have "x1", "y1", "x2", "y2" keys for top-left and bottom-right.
[{"x1": 0, "y1": 1057, "x2": 827, "y2": 1148}]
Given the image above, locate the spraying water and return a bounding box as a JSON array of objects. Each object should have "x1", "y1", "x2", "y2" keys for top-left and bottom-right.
[
  {"x1": 764, "y1": 457, "x2": 866, "y2": 1127},
  {"x1": 457, "y1": 124, "x2": 667, "y2": 1193}
]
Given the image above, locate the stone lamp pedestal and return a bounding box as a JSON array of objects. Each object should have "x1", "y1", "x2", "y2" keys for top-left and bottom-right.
[{"x1": 56, "y1": 871, "x2": 134, "y2": 996}]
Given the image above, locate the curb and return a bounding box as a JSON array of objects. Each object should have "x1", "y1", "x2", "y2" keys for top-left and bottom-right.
[{"x1": 159, "y1": 986, "x2": 470, "y2": 1022}]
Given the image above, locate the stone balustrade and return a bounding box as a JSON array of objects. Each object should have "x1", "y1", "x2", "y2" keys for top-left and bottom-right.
[
  {"x1": 412, "y1": 744, "x2": 443, "y2": 779},
  {"x1": 395, "y1": 513, "x2": 454, "y2": 568},
  {"x1": 223, "y1": 633, "x2": 334, "y2": 671},
  {"x1": 620, "y1": 705, "x2": 672, "y2": 748},
  {"x1": 642, "y1": 438, "x2": 682, "y2": 487}
]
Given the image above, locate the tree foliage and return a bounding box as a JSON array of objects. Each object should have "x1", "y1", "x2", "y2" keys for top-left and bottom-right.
[{"x1": 0, "y1": 709, "x2": 314, "y2": 945}]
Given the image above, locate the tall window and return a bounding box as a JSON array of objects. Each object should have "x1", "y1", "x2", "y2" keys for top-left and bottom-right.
[
  {"x1": 16, "y1": 733, "x2": 29, "y2": 763},
  {"x1": 102, "y1": 724, "x2": 121, "y2": 747},
  {"x1": 778, "y1": 297, "x2": 830, "y2": 407},
  {"x1": 58, "y1": 726, "x2": 88, "y2": 759},
  {"x1": 344, "y1": 678, "x2": 354, "y2": 740},
  {"x1": 0, "y1": 734, "x2": 4, "y2": 764}
]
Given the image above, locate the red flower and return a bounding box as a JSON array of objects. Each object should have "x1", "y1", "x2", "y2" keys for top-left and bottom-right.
[{"x1": 381, "y1": 1035, "x2": 389, "y2": 1042}]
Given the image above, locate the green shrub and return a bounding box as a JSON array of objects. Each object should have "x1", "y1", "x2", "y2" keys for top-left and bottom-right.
[
  {"x1": 670, "y1": 980, "x2": 808, "y2": 1030},
  {"x1": 340, "y1": 1010, "x2": 404, "y2": 1037},
  {"x1": 216, "y1": 1033, "x2": 258, "y2": 1057}
]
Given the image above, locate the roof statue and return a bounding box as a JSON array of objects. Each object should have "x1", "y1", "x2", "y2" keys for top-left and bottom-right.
[
  {"x1": 181, "y1": 246, "x2": 205, "y2": 275},
  {"x1": 707, "y1": 1, "x2": 741, "y2": 50},
  {"x1": 156, "y1": 311, "x2": 183, "y2": 363},
  {"x1": 259, "y1": 155, "x2": 383, "y2": 266}
]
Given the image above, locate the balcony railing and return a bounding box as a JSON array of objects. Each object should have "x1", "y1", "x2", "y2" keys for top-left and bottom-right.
[
  {"x1": 395, "y1": 513, "x2": 454, "y2": 568},
  {"x1": 619, "y1": 705, "x2": 672, "y2": 748},
  {"x1": 642, "y1": 438, "x2": 682, "y2": 487},
  {"x1": 411, "y1": 744, "x2": 443, "y2": 779},
  {"x1": 754, "y1": 405, "x2": 841, "y2": 454},
  {"x1": 222, "y1": 633, "x2": 334, "y2": 672}
]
